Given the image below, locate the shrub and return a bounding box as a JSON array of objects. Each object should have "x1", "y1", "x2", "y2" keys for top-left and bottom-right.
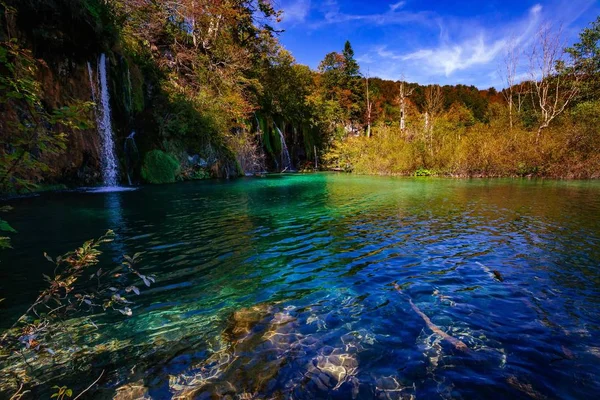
[
  {"x1": 141, "y1": 150, "x2": 180, "y2": 184},
  {"x1": 415, "y1": 168, "x2": 432, "y2": 177}
]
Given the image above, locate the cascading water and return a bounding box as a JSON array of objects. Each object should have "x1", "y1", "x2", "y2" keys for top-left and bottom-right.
[
  {"x1": 96, "y1": 53, "x2": 119, "y2": 187},
  {"x1": 274, "y1": 124, "x2": 292, "y2": 172},
  {"x1": 87, "y1": 62, "x2": 97, "y2": 105}
]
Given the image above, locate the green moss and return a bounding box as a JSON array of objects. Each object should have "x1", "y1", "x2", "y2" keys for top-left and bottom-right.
[
  {"x1": 130, "y1": 65, "x2": 145, "y2": 114},
  {"x1": 141, "y1": 150, "x2": 180, "y2": 184},
  {"x1": 191, "y1": 169, "x2": 211, "y2": 180}
]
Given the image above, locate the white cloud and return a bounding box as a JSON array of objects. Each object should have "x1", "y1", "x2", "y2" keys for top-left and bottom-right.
[
  {"x1": 278, "y1": 0, "x2": 600, "y2": 87},
  {"x1": 389, "y1": 1, "x2": 406, "y2": 12},
  {"x1": 312, "y1": 0, "x2": 434, "y2": 27},
  {"x1": 401, "y1": 35, "x2": 507, "y2": 76},
  {"x1": 281, "y1": 0, "x2": 312, "y2": 23},
  {"x1": 356, "y1": 53, "x2": 375, "y2": 64},
  {"x1": 357, "y1": 0, "x2": 564, "y2": 87}
]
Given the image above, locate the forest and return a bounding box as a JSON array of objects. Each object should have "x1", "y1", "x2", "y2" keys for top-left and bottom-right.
[{"x1": 0, "y1": 0, "x2": 599, "y2": 196}]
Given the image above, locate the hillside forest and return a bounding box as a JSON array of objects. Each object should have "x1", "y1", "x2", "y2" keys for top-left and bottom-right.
[{"x1": 1, "y1": 0, "x2": 600, "y2": 194}]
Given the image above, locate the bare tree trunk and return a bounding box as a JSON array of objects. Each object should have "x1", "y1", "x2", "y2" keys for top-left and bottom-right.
[
  {"x1": 191, "y1": 0, "x2": 197, "y2": 48},
  {"x1": 529, "y1": 24, "x2": 580, "y2": 144},
  {"x1": 516, "y1": 82, "x2": 528, "y2": 113},
  {"x1": 365, "y1": 71, "x2": 372, "y2": 137},
  {"x1": 509, "y1": 99, "x2": 513, "y2": 129},
  {"x1": 501, "y1": 38, "x2": 519, "y2": 130},
  {"x1": 398, "y1": 79, "x2": 414, "y2": 135},
  {"x1": 424, "y1": 85, "x2": 443, "y2": 156},
  {"x1": 400, "y1": 82, "x2": 406, "y2": 132}
]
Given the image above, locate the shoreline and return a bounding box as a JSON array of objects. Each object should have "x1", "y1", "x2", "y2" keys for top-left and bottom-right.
[{"x1": 3, "y1": 170, "x2": 600, "y2": 200}]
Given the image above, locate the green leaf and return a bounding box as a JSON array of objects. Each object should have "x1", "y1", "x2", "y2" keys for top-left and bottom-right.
[
  {"x1": 0, "y1": 237, "x2": 11, "y2": 249},
  {"x1": 0, "y1": 46, "x2": 7, "y2": 63},
  {"x1": 0, "y1": 219, "x2": 16, "y2": 233}
]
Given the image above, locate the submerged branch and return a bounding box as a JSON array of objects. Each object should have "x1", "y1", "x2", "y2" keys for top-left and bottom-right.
[
  {"x1": 408, "y1": 298, "x2": 469, "y2": 352},
  {"x1": 395, "y1": 284, "x2": 469, "y2": 352},
  {"x1": 73, "y1": 370, "x2": 105, "y2": 400}
]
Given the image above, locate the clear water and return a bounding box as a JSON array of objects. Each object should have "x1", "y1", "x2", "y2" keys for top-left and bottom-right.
[{"x1": 1, "y1": 174, "x2": 600, "y2": 399}]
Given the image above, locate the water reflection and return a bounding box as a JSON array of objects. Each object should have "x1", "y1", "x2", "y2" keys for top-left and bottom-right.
[{"x1": 105, "y1": 191, "x2": 126, "y2": 261}]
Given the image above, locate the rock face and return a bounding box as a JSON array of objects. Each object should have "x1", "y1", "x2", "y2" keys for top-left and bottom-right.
[
  {"x1": 3, "y1": 2, "x2": 246, "y2": 188},
  {"x1": 37, "y1": 61, "x2": 103, "y2": 185}
]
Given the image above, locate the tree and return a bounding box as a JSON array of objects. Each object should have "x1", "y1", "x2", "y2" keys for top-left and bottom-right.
[
  {"x1": 341, "y1": 41, "x2": 363, "y2": 127},
  {"x1": 110, "y1": 0, "x2": 284, "y2": 176},
  {"x1": 398, "y1": 78, "x2": 414, "y2": 133},
  {"x1": 566, "y1": 16, "x2": 600, "y2": 100},
  {"x1": 501, "y1": 38, "x2": 520, "y2": 129},
  {"x1": 528, "y1": 24, "x2": 580, "y2": 143},
  {"x1": 342, "y1": 40, "x2": 360, "y2": 78},
  {"x1": 365, "y1": 69, "x2": 373, "y2": 137},
  {"x1": 516, "y1": 81, "x2": 530, "y2": 114},
  {"x1": 424, "y1": 84, "x2": 443, "y2": 154},
  {"x1": 316, "y1": 41, "x2": 364, "y2": 133}
]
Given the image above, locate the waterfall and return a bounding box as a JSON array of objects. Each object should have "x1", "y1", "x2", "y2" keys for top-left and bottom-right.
[
  {"x1": 97, "y1": 54, "x2": 119, "y2": 187},
  {"x1": 274, "y1": 124, "x2": 292, "y2": 172},
  {"x1": 251, "y1": 114, "x2": 267, "y2": 174},
  {"x1": 87, "y1": 62, "x2": 97, "y2": 104},
  {"x1": 254, "y1": 114, "x2": 263, "y2": 146}
]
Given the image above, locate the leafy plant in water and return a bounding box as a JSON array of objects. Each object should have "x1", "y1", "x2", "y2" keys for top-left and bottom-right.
[
  {"x1": 51, "y1": 385, "x2": 73, "y2": 399},
  {"x1": 0, "y1": 206, "x2": 15, "y2": 249},
  {"x1": 0, "y1": 230, "x2": 156, "y2": 395}
]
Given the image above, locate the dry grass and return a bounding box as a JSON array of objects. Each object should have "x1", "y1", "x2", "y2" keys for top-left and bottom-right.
[{"x1": 324, "y1": 112, "x2": 600, "y2": 179}]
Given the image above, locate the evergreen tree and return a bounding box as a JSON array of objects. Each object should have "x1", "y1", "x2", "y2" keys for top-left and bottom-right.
[{"x1": 342, "y1": 40, "x2": 360, "y2": 78}]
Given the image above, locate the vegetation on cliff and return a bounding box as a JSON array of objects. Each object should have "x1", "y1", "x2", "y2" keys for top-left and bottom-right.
[{"x1": 140, "y1": 150, "x2": 180, "y2": 184}]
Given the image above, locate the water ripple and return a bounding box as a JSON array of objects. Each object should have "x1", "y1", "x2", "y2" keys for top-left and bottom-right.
[{"x1": 1, "y1": 175, "x2": 600, "y2": 398}]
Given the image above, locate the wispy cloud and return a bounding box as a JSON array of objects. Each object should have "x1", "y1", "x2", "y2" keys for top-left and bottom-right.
[
  {"x1": 359, "y1": 2, "x2": 574, "y2": 87},
  {"x1": 389, "y1": 1, "x2": 406, "y2": 12},
  {"x1": 401, "y1": 36, "x2": 508, "y2": 76},
  {"x1": 280, "y1": 0, "x2": 312, "y2": 24},
  {"x1": 398, "y1": 4, "x2": 545, "y2": 80},
  {"x1": 311, "y1": 0, "x2": 434, "y2": 28},
  {"x1": 277, "y1": 0, "x2": 600, "y2": 87}
]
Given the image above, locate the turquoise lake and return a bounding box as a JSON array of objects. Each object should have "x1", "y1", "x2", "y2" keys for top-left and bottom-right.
[{"x1": 1, "y1": 173, "x2": 600, "y2": 399}]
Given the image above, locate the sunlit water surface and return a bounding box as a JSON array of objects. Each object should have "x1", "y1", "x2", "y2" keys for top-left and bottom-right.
[{"x1": 1, "y1": 174, "x2": 600, "y2": 399}]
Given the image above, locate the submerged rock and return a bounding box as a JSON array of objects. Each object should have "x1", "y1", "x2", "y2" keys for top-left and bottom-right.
[
  {"x1": 113, "y1": 380, "x2": 151, "y2": 400},
  {"x1": 169, "y1": 301, "x2": 373, "y2": 399}
]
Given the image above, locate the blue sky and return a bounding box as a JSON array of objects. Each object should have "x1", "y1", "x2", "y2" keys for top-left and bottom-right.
[{"x1": 274, "y1": 0, "x2": 600, "y2": 88}]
